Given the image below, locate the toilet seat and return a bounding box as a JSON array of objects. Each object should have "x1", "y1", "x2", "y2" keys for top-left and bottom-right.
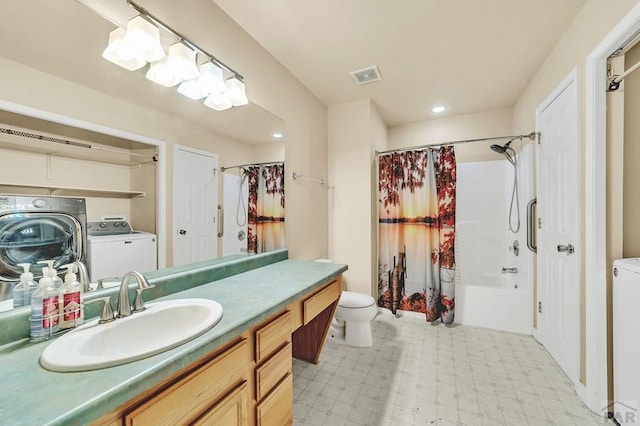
[{"x1": 338, "y1": 291, "x2": 375, "y2": 309}]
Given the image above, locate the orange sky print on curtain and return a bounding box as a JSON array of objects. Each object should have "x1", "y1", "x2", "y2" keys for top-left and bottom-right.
[
  {"x1": 378, "y1": 147, "x2": 456, "y2": 323},
  {"x1": 246, "y1": 164, "x2": 285, "y2": 254}
]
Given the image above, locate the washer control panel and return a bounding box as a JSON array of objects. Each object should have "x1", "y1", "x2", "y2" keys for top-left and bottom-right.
[{"x1": 87, "y1": 220, "x2": 134, "y2": 236}]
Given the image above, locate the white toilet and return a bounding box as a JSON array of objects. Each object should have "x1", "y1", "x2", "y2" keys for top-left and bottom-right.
[
  {"x1": 314, "y1": 259, "x2": 377, "y2": 347},
  {"x1": 330, "y1": 291, "x2": 377, "y2": 347}
]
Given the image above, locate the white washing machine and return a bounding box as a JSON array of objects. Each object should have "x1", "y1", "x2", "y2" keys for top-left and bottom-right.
[
  {"x1": 613, "y1": 258, "x2": 640, "y2": 424},
  {"x1": 86, "y1": 220, "x2": 157, "y2": 282}
]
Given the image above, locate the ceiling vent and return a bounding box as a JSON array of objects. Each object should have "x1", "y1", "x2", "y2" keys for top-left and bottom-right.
[{"x1": 350, "y1": 65, "x2": 382, "y2": 85}]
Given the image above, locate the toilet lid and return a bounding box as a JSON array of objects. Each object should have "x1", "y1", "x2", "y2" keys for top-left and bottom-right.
[{"x1": 339, "y1": 291, "x2": 375, "y2": 308}]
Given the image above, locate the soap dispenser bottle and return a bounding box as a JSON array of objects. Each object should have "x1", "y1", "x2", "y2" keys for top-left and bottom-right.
[
  {"x1": 30, "y1": 271, "x2": 59, "y2": 340},
  {"x1": 37, "y1": 260, "x2": 63, "y2": 291},
  {"x1": 59, "y1": 263, "x2": 83, "y2": 329},
  {"x1": 12, "y1": 263, "x2": 38, "y2": 308}
]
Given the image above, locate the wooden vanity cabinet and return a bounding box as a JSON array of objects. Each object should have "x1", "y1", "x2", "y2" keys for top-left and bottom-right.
[
  {"x1": 91, "y1": 275, "x2": 342, "y2": 426},
  {"x1": 253, "y1": 310, "x2": 293, "y2": 425}
]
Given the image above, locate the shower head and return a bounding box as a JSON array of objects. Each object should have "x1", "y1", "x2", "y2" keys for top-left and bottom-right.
[
  {"x1": 490, "y1": 144, "x2": 506, "y2": 154},
  {"x1": 490, "y1": 139, "x2": 517, "y2": 165},
  {"x1": 490, "y1": 139, "x2": 515, "y2": 154}
]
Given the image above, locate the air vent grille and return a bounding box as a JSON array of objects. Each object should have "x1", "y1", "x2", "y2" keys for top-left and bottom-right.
[{"x1": 350, "y1": 66, "x2": 382, "y2": 85}]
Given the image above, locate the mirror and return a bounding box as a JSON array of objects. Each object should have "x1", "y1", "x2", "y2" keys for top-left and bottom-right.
[
  {"x1": 0, "y1": 0, "x2": 286, "y2": 312},
  {"x1": 0, "y1": 103, "x2": 284, "y2": 313}
]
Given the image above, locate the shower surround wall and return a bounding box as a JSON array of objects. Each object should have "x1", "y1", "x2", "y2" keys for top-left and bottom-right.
[{"x1": 454, "y1": 148, "x2": 533, "y2": 334}]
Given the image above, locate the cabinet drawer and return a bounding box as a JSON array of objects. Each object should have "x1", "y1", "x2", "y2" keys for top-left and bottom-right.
[
  {"x1": 255, "y1": 310, "x2": 291, "y2": 363},
  {"x1": 192, "y1": 381, "x2": 249, "y2": 426},
  {"x1": 255, "y1": 342, "x2": 292, "y2": 401},
  {"x1": 303, "y1": 280, "x2": 341, "y2": 325},
  {"x1": 124, "y1": 339, "x2": 249, "y2": 426},
  {"x1": 256, "y1": 374, "x2": 293, "y2": 426}
]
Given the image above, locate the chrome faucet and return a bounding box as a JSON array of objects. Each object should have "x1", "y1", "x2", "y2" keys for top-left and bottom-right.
[
  {"x1": 118, "y1": 271, "x2": 153, "y2": 318},
  {"x1": 73, "y1": 261, "x2": 91, "y2": 292}
]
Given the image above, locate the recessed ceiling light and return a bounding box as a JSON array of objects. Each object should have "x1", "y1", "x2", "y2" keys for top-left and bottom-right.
[
  {"x1": 272, "y1": 132, "x2": 283, "y2": 139},
  {"x1": 431, "y1": 105, "x2": 447, "y2": 113}
]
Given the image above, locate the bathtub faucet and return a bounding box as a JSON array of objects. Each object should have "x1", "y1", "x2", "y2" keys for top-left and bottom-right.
[{"x1": 502, "y1": 267, "x2": 518, "y2": 274}]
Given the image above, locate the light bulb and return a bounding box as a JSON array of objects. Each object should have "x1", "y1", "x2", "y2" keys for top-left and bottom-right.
[
  {"x1": 102, "y1": 27, "x2": 146, "y2": 71},
  {"x1": 225, "y1": 76, "x2": 249, "y2": 106},
  {"x1": 204, "y1": 91, "x2": 232, "y2": 111}
]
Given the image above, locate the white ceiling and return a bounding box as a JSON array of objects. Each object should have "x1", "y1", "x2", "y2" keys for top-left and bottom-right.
[{"x1": 212, "y1": 0, "x2": 587, "y2": 126}]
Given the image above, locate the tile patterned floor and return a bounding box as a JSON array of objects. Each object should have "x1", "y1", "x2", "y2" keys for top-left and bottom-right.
[{"x1": 292, "y1": 311, "x2": 609, "y2": 426}]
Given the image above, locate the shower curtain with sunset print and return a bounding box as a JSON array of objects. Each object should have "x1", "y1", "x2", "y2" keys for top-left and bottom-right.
[
  {"x1": 378, "y1": 147, "x2": 456, "y2": 323},
  {"x1": 246, "y1": 164, "x2": 285, "y2": 254}
]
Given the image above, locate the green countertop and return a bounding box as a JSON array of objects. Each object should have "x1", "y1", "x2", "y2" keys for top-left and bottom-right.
[{"x1": 0, "y1": 259, "x2": 347, "y2": 425}]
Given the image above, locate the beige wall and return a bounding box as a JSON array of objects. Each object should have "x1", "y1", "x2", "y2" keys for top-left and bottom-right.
[
  {"x1": 388, "y1": 108, "x2": 514, "y2": 162},
  {"x1": 511, "y1": 0, "x2": 639, "y2": 387},
  {"x1": 0, "y1": 146, "x2": 132, "y2": 220},
  {"x1": 0, "y1": 0, "x2": 328, "y2": 266},
  {"x1": 328, "y1": 99, "x2": 387, "y2": 296}
]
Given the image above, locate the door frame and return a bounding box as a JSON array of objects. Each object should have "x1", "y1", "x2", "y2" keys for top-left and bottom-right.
[
  {"x1": 0, "y1": 99, "x2": 168, "y2": 270},
  {"x1": 533, "y1": 67, "x2": 580, "y2": 382},
  {"x1": 172, "y1": 144, "x2": 219, "y2": 265},
  {"x1": 585, "y1": 2, "x2": 640, "y2": 413}
]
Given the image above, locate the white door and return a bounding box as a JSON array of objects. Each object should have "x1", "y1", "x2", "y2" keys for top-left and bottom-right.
[
  {"x1": 173, "y1": 146, "x2": 218, "y2": 266},
  {"x1": 535, "y1": 69, "x2": 580, "y2": 382},
  {"x1": 222, "y1": 173, "x2": 249, "y2": 256}
]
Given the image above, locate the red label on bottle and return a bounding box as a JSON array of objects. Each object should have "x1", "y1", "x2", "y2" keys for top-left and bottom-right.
[
  {"x1": 43, "y1": 296, "x2": 59, "y2": 328},
  {"x1": 63, "y1": 291, "x2": 81, "y2": 321}
]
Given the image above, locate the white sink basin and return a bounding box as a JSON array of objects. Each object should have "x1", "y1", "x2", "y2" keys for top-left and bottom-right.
[{"x1": 40, "y1": 298, "x2": 223, "y2": 372}]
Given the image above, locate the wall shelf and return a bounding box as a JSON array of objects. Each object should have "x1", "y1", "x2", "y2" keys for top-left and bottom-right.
[{"x1": 0, "y1": 182, "x2": 145, "y2": 199}]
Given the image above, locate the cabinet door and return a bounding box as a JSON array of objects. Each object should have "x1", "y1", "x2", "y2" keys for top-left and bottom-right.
[
  {"x1": 124, "y1": 339, "x2": 249, "y2": 425},
  {"x1": 256, "y1": 374, "x2": 293, "y2": 426},
  {"x1": 192, "y1": 381, "x2": 249, "y2": 426}
]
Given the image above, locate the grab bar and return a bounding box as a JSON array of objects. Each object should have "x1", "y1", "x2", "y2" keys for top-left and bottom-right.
[
  {"x1": 217, "y1": 205, "x2": 224, "y2": 238},
  {"x1": 526, "y1": 198, "x2": 537, "y2": 253}
]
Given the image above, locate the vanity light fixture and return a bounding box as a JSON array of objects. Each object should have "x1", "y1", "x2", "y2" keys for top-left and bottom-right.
[
  {"x1": 102, "y1": 0, "x2": 246, "y2": 110},
  {"x1": 102, "y1": 16, "x2": 165, "y2": 70},
  {"x1": 178, "y1": 62, "x2": 226, "y2": 100},
  {"x1": 225, "y1": 75, "x2": 249, "y2": 106},
  {"x1": 204, "y1": 90, "x2": 233, "y2": 111},
  {"x1": 146, "y1": 42, "x2": 199, "y2": 87},
  {"x1": 431, "y1": 105, "x2": 447, "y2": 113}
]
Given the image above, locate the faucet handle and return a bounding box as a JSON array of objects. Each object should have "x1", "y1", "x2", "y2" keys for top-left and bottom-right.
[
  {"x1": 132, "y1": 286, "x2": 154, "y2": 313},
  {"x1": 84, "y1": 296, "x2": 115, "y2": 324}
]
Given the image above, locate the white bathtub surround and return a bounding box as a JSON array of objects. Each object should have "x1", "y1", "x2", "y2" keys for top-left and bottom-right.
[{"x1": 454, "y1": 152, "x2": 534, "y2": 334}]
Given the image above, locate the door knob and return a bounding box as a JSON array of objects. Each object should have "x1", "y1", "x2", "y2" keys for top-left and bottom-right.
[
  {"x1": 178, "y1": 229, "x2": 187, "y2": 235},
  {"x1": 557, "y1": 243, "x2": 574, "y2": 254}
]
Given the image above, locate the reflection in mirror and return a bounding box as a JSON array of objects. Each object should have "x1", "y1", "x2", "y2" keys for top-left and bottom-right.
[
  {"x1": 221, "y1": 158, "x2": 285, "y2": 256},
  {"x1": 0, "y1": 103, "x2": 285, "y2": 313},
  {"x1": 0, "y1": 1, "x2": 287, "y2": 313}
]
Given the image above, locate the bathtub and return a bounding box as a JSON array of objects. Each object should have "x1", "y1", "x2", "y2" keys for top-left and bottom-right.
[{"x1": 455, "y1": 282, "x2": 531, "y2": 334}]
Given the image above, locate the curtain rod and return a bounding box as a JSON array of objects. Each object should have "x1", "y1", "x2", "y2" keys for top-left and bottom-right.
[
  {"x1": 292, "y1": 172, "x2": 327, "y2": 185},
  {"x1": 220, "y1": 161, "x2": 283, "y2": 172},
  {"x1": 375, "y1": 132, "x2": 538, "y2": 156}
]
